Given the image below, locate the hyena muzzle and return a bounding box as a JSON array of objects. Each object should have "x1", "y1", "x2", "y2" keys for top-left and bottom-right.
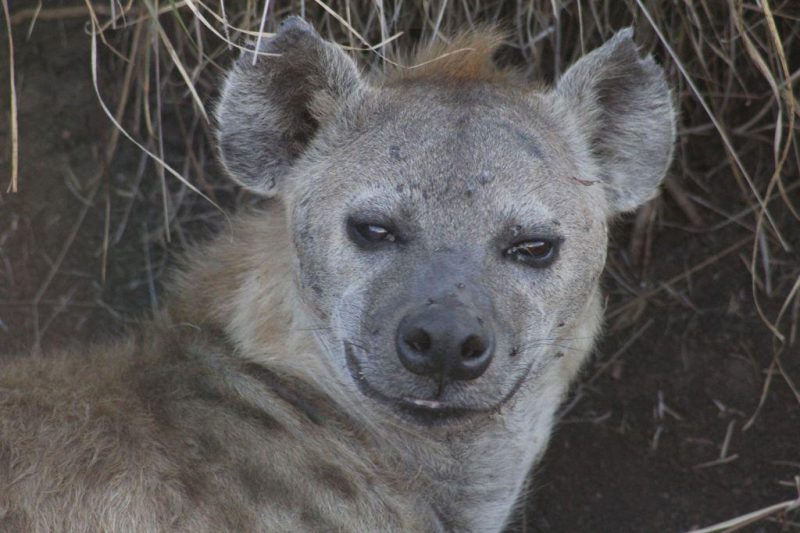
[{"x1": 0, "y1": 17, "x2": 675, "y2": 533}]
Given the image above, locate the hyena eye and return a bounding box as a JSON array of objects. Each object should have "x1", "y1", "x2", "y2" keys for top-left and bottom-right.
[
  {"x1": 347, "y1": 218, "x2": 397, "y2": 248},
  {"x1": 504, "y1": 239, "x2": 558, "y2": 267}
]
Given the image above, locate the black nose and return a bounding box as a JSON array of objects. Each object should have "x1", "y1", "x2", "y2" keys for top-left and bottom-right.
[{"x1": 396, "y1": 304, "x2": 494, "y2": 381}]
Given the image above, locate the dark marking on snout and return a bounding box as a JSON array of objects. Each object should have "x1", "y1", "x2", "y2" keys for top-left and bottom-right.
[
  {"x1": 346, "y1": 342, "x2": 538, "y2": 427},
  {"x1": 555, "y1": 351, "x2": 565, "y2": 359},
  {"x1": 396, "y1": 302, "x2": 495, "y2": 382},
  {"x1": 314, "y1": 463, "x2": 358, "y2": 501}
]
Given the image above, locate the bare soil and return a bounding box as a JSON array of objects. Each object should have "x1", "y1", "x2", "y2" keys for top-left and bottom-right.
[{"x1": 1, "y1": 15, "x2": 798, "y2": 533}]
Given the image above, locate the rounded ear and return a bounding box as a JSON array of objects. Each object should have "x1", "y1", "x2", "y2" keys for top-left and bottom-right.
[
  {"x1": 555, "y1": 28, "x2": 677, "y2": 214},
  {"x1": 215, "y1": 17, "x2": 364, "y2": 196}
]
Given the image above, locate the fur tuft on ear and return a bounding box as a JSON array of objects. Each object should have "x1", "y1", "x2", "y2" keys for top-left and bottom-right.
[
  {"x1": 215, "y1": 17, "x2": 364, "y2": 196},
  {"x1": 555, "y1": 28, "x2": 676, "y2": 213}
]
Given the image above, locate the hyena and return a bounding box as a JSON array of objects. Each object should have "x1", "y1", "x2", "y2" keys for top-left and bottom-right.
[{"x1": 0, "y1": 17, "x2": 675, "y2": 532}]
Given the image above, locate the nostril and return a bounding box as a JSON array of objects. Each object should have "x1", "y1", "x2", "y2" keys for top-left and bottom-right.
[
  {"x1": 403, "y1": 328, "x2": 432, "y2": 353},
  {"x1": 460, "y1": 334, "x2": 487, "y2": 360}
]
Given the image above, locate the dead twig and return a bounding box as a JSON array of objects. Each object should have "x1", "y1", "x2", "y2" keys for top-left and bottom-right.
[
  {"x1": 664, "y1": 176, "x2": 704, "y2": 228},
  {"x1": 686, "y1": 496, "x2": 800, "y2": 533},
  {"x1": 2, "y1": 0, "x2": 18, "y2": 193}
]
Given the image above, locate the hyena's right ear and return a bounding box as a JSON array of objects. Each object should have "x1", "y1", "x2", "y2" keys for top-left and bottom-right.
[{"x1": 215, "y1": 17, "x2": 364, "y2": 196}]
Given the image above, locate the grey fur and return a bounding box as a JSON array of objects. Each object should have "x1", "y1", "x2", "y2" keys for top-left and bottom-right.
[
  {"x1": 216, "y1": 17, "x2": 365, "y2": 195},
  {"x1": 1, "y1": 20, "x2": 675, "y2": 532},
  {"x1": 554, "y1": 27, "x2": 676, "y2": 212}
]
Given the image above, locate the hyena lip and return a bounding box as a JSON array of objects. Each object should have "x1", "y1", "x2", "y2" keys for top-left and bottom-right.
[
  {"x1": 405, "y1": 398, "x2": 444, "y2": 409},
  {"x1": 344, "y1": 342, "x2": 533, "y2": 426}
]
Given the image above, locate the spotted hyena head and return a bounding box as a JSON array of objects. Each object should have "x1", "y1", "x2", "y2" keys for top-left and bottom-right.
[{"x1": 216, "y1": 18, "x2": 675, "y2": 424}]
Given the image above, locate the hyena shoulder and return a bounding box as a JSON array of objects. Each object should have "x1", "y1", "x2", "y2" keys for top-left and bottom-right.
[{"x1": 0, "y1": 317, "x2": 432, "y2": 532}]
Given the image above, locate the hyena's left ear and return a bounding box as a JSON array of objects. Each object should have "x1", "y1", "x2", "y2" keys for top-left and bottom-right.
[
  {"x1": 554, "y1": 28, "x2": 676, "y2": 214},
  {"x1": 215, "y1": 17, "x2": 364, "y2": 196}
]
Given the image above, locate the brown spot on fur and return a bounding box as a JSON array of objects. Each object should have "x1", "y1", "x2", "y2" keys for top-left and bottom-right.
[
  {"x1": 135, "y1": 335, "x2": 286, "y2": 434},
  {"x1": 386, "y1": 28, "x2": 514, "y2": 85},
  {"x1": 179, "y1": 469, "x2": 209, "y2": 504},
  {"x1": 216, "y1": 498, "x2": 257, "y2": 532},
  {"x1": 236, "y1": 462, "x2": 292, "y2": 505},
  {"x1": 0, "y1": 509, "x2": 32, "y2": 531},
  {"x1": 313, "y1": 462, "x2": 358, "y2": 501},
  {"x1": 196, "y1": 386, "x2": 284, "y2": 432},
  {"x1": 241, "y1": 362, "x2": 328, "y2": 425},
  {"x1": 300, "y1": 505, "x2": 337, "y2": 530},
  {"x1": 186, "y1": 433, "x2": 227, "y2": 463},
  {"x1": 0, "y1": 440, "x2": 11, "y2": 471}
]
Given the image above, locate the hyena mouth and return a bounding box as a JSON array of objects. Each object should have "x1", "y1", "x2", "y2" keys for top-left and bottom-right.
[{"x1": 344, "y1": 342, "x2": 532, "y2": 426}]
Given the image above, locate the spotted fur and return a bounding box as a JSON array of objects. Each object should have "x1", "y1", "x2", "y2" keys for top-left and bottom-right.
[{"x1": 1, "y1": 17, "x2": 675, "y2": 532}]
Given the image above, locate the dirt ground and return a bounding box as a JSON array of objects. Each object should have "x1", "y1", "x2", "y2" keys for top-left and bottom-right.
[{"x1": 1, "y1": 14, "x2": 798, "y2": 533}]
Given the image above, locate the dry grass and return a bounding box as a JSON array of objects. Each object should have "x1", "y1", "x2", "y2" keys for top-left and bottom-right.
[
  {"x1": 687, "y1": 494, "x2": 800, "y2": 533},
  {"x1": 1, "y1": 0, "x2": 17, "y2": 192},
  {"x1": 3, "y1": 0, "x2": 800, "y2": 530}
]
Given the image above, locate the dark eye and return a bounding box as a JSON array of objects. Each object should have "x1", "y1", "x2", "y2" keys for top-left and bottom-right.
[
  {"x1": 347, "y1": 219, "x2": 397, "y2": 247},
  {"x1": 504, "y1": 239, "x2": 558, "y2": 267}
]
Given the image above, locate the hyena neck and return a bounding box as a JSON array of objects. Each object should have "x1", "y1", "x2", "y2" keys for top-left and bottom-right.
[{"x1": 167, "y1": 209, "x2": 326, "y2": 377}]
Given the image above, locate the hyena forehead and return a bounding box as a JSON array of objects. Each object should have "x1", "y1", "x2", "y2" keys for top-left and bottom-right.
[
  {"x1": 307, "y1": 34, "x2": 597, "y2": 205},
  {"x1": 298, "y1": 87, "x2": 599, "y2": 229}
]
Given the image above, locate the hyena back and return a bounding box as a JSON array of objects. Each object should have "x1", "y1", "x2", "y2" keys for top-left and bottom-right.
[{"x1": 0, "y1": 18, "x2": 675, "y2": 532}]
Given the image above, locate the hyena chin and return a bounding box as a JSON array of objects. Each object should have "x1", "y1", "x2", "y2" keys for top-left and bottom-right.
[{"x1": 1, "y1": 17, "x2": 675, "y2": 533}]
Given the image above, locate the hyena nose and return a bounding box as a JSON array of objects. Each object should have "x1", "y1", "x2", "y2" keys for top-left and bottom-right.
[{"x1": 396, "y1": 304, "x2": 495, "y2": 381}]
